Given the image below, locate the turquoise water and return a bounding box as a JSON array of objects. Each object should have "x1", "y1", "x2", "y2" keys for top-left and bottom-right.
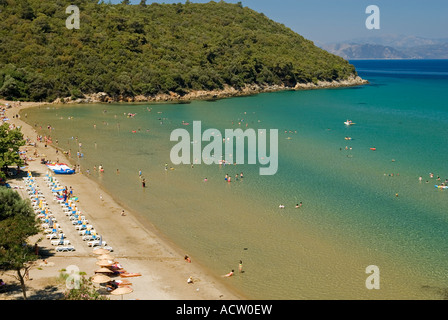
[{"x1": 24, "y1": 60, "x2": 448, "y2": 299}]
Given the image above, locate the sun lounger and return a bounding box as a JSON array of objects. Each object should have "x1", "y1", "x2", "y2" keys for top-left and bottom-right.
[
  {"x1": 43, "y1": 228, "x2": 56, "y2": 234},
  {"x1": 103, "y1": 245, "x2": 113, "y2": 252},
  {"x1": 46, "y1": 233, "x2": 64, "y2": 240},
  {"x1": 51, "y1": 239, "x2": 70, "y2": 246},
  {"x1": 72, "y1": 219, "x2": 88, "y2": 226},
  {"x1": 78, "y1": 229, "x2": 95, "y2": 236},
  {"x1": 120, "y1": 273, "x2": 141, "y2": 278},
  {"x1": 87, "y1": 239, "x2": 107, "y2": 247},
  {"x1": 76, "y1": 224, "x2": 93, "y2": 231},
  {"x1": 82, "y1": 234, "x2": 99, "y2": 241},
  {"x1": 55, "y1": 245, "x2": 75, "y2": 252}
]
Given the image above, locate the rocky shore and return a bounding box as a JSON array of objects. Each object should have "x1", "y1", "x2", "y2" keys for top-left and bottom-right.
[{"x1": 53, "y1": 75, "x2": 368, "y2": 105}]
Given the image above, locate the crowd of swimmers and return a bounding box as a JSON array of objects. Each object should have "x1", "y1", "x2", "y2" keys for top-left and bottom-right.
[
  {"x1": 419, "y1": 172, "x2": 448, "y2": 185},
  {"x1": 224, "y1": 172, "x2": 244, "y2": 183}
]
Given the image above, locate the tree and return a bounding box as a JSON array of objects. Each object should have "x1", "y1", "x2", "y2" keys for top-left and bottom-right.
[
  {"x1": 0, "y1": 75, "x2": 20, "y2": 100},
  {"x1": 0, "y1": 123, "x2": 26, "y2": 182},
  {"x1": 0, "y1": 187, "x2": 40, "y2": 300}
]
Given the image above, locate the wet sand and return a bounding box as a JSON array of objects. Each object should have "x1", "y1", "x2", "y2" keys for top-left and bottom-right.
[{"x1": 1, "y1": 100, "x2": 245, "y2": 300}]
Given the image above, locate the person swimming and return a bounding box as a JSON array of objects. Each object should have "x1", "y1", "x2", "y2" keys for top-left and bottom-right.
[{"x1": 223, "y1": 270, "x2": 234, "y2": 277}]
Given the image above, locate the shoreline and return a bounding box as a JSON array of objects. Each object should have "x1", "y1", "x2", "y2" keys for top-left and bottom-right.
[
  {"x1": 1, "y1": 100, "x2": 247, "y2": 300},
  {"x1": 52, "y1": 76, "x2": 368, "y2": 104}
]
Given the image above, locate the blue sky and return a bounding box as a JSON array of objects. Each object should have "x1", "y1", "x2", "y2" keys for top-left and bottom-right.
[{"x1": 110, "y1": 0, "x2": 448, "y2": 44}]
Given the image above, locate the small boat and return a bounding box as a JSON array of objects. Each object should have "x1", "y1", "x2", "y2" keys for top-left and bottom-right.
[
  {"x1": 47, "y1": 163, "x2": 75, "y2": 175},
  {"x1": 344, "y1": 120, "x2": 355, "y2": 126},
  {"x1": 345, "y1": 137, "x2": 352, "y2": 140}
]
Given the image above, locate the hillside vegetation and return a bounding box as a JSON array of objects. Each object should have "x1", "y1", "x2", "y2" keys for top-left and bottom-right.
[{"x1": 0, "y1": 0, "x2": 358, "y2": 102}]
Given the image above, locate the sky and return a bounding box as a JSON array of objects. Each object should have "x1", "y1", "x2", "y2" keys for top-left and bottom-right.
[{"x1": 111, "y1": 0, "x2": 448, "y2": 44}]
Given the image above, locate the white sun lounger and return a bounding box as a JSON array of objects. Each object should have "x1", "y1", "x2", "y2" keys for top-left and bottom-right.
[
  {"x1": 51, "y1": 239, "x2": 70, "y2": 246},
  {"x1": 78, "y1": 229, "x2": 96, "y2": 236},
  {"x1": 55, "y1": 245, "x2": 75, "y2": 252},
  {"x1": 82, "y1": 234, "x2": 99, "y2": 241},
  {"x1": 46, "y1": 233, "x2": 64, "y2": 240},
  {"x1": 87, "y1": 239, "x2": 107, "y2": 247}
]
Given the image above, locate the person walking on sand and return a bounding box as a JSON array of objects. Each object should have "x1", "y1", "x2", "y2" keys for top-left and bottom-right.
[
  {"x1": 239, "y1": 260, "x2": 243, "y2": 273},
  {"x1": 142, "y1": 178, "x2": 146, "y2": 188}
]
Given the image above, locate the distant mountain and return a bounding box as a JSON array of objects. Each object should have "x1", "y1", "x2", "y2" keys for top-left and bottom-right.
[
  {"x1": 321, "y1": 43, "x2": 412, "y2": 60},
  {"x1": 406, "y1": 43, "x2": 448, "y2": 59},
  {"x1": 346, "y1": 34, "x2": 448, "y2": 48},
  {"x1": 321, "y1": 35, "x2": 448, "y2": 59}
]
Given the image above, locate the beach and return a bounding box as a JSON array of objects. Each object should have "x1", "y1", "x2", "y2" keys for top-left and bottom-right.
[
  {"x1": 0, "y1": 99, "x2": 245, "y2": 300},
  {"x1": 3, "y1": 59, "x2": 448, "y2": 301}
]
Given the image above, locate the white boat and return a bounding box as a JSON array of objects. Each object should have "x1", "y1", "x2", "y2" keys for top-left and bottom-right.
[
  {"x1": 47, "y1": 163, "x2": 75, "y2": 174},
  {"x1": 344, "y1": 120, "x2": 355, "y2": 126}
]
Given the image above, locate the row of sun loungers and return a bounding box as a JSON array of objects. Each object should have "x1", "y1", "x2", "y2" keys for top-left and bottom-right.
[
  {"x1": 24, "y1": 173, "x2": 75, "y2": 252},
  {"x1": 43, "y1": 173, "x2": 113, "y2": 253}
]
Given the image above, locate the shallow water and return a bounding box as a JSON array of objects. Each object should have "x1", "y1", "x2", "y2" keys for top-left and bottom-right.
[{"x1": 23, "y1": 60, "x2": 448, "y2": 299}]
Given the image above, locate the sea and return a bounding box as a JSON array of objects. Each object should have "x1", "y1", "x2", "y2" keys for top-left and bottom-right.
[{"x1": 23, "y1": 59, "x2": 448, "y2": 299}]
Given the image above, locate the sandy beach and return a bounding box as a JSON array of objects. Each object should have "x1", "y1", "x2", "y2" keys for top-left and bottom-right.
[{"x1": 0, "y1": 99, "x2": 245, "y2": 300}]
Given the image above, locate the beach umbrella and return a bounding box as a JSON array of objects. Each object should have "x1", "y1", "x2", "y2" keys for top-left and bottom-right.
[
  {"x1": 98, "y1": 254, "x2": 115, "y2": 260},
  {"x1": 91, "y1": 274, "x2": 111, "y2": 284},
  {"x1": 96, "y1": 260, "x2": 113, "y2": 267},
  {"x1": 95, "y1": 267, "x2": 114, "y2": 274},
  {"x1": 93, "y1": 248, "x2": 110, "y2": 255},
  {"x1": 111, "y1": 286, "x2": 133, "y2": 300}
]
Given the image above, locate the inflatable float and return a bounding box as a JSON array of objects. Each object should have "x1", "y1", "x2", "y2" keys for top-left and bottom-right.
[
  {"x1": 46, "y1": 163, "x2": 75, "y2": 174},
  {"x1": 435, "y1": 185, "x2": 448, "y2": 190}
]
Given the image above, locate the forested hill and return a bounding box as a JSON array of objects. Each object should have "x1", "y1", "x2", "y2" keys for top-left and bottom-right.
[{"x1": 0, "y1": 0, "x2": 359, "y2": 102}]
